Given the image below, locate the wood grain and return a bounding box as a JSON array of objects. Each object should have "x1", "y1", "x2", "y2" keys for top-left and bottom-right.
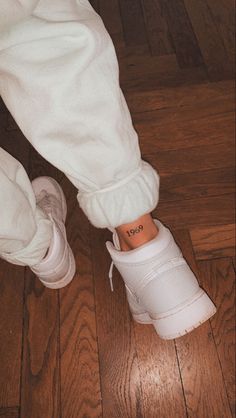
[
  {"x1": 206, "y1": 0, "x2": 235, "y2": 68},
  {"x1": 146, "y1": 142, "x2": 234, "y2": 177},
  {"x1": 0, "y1": 0, "x2": 235, "y2": 416},
  {"x1": 0, "y1": 112, "x2": 30, "y2": 172},
  {"x1": 60, "y1": 181, "x2": 102, "y2": 418},
  {"x1": 120, "y1": 55, "x2": 207, "y2": 92},
  {"x1": 119, "y1": 52, "x2": 179, "y2": 84},
  {"x1": 0, "y1": 103, "x2": 29, "y2": 410},
  {"x1": 137, "y1": 112, "x2": 234, "y2": 157},
  {"x1": 0, "y1": 262, "x2": 24, "y2": 407},
  {"x1": 133, "y1": 324, "x2": 187, "y2": 418},
  {"x1": 184, "y1": 0, "x2": 234, "y2": 80},
  {"x1": 119, "y1": 0, "x2": 148, "y2": 47},
  {"x1": 99, "y1": 0, "x2": 123, "y2": 42},
  {"x1": 191, "y1": 224, "x2": 235, "y2": 260},
  {"x1": 161, "y1": 0, "x2": 204, "y2": 67},
  {"x1": 126, "y1": 79, "x2": 234, "y2": 114},
  {"x1": 154, "y1": 193, "x2": 234, "y2": 229},
  {"x1": 160, "y1": 167, "x2": 235, "y2": 203},
  {"x1": 140, "y1": 0, "x2": 174, "y2": 56},
  {"x1": 198, "y1": 258, "x2": 236, "y2": 416},
  {"x1": 20, "y1": 272, "x2": 60, "y2": 418},
  {"x1": 18, "y1": 145, "x2": 61, "y2": 418},
  {"x1": 91, "y1": 227, "x2": 144, "y2": 418},
  {"x1": 0, "y1": 407, "x2": 19, "y2": 418},
  {"x1": 173, "y1": 230, "x2": 233, "y2": 418}
]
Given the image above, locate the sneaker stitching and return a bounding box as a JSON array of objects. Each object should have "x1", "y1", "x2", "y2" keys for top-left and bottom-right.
[{"x1": 149, "y1": 289, "x2": 205, "y2": 321}]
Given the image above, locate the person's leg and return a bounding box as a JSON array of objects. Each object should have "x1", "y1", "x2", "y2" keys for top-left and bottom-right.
[
  {"x1": 0, "y1": 0, "x2": 216, "y2": 337},
  {"x1": 0, "y1": 147, "x2": 75, "y2": 288},
  {"x1": 0, "y1": 0, "x2": 159, "y2": 232},
  {"x1": 0, "y1": 147, "x2": 52, "y2": 266}
]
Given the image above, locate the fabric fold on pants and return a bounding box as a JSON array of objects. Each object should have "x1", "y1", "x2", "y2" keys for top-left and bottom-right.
[
  {"x1": 0, "y1": 0, "x2": 160, "y2": 266},
  {"x1": 0, "y1": 0, "x2": 160, "y2": 230},
  {"x1": 78, "y1": 160, "x2": 159, "y2": 228},
  {"x1": 0, "y1": 147, "x2": 52, "y2": 266}
]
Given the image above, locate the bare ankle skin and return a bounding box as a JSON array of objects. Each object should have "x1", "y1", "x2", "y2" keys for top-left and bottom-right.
[{"x1": 115, "y1": 213, "x2": 159, "y2": 251}]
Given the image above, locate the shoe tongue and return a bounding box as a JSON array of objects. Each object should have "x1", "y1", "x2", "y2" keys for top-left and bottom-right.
[{"x1": 110, "y1": 221, "x2": 171, "y2": 263}]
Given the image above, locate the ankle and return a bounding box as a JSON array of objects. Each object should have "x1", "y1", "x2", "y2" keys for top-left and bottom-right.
[{"x1": 116, "y1": 214, "x2": 159, "y2": 251}]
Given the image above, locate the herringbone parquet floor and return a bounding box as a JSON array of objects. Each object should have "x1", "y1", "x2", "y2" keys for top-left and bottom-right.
[{"x1": 0, "y1": 1, "x2": 235, "y2": 417}]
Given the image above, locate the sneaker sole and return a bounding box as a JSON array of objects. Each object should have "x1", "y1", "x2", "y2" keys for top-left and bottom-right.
[{"x1": 131, "y1": 289, "x2": 217, "y2": 340}]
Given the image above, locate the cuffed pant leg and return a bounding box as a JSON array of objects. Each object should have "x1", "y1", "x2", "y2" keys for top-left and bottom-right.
[
  {"x1": 0, "y1": 0, "x2": 159, "y2": 230},
  {"x1": 0, "y1": 147, "x2": 52, "y2": 266}
]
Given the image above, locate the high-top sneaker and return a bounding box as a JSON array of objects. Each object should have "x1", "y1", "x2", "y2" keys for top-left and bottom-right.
[
  {"x1": 106, "y1": 219, "x2": 216, "y2": 340},
  {"x1": 30, "y1": 176, "x2": 76, "y2": 289}
]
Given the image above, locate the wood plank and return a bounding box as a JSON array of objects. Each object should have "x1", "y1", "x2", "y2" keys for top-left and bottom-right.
[
  {"x1": 134, "y1": 89, "x2": 234, "y2": 125},
  {"x1": 184, "y1": 0, "x2": 234, "y2": 80},
  {"x1": 0, "y1": 262, "x2": 24, "y2": 407},
  {"x1": 126, "y1": 79, "x2": 234, "y2": 114},
  {"x1": 120, "y1": 53, "x2": 179, "y2": 80},
  {"x1": 20, "y1": 273, "x2": 60, "y2": 418},
  {"x1": 206, "y1": 0, "x2": 235, "y2": 69},
  {"x1": 99, "y1": 0, "x2": 124, "y2": 43},
  {"x1": 146, "y1": 142, "x2": 234, "y2": 177},
  {"x1": 160, "y1": 167, "x2": 235, "y2": 203},
  {"x1": 119, "y1": 0, "x2": 148, "y2": 47},
  {"x1": 0, "y1": 107, "x2": 29, "y2": 410},
  {"x1": 20, "y1": 147, "x2": 61, "y2": 418},
  {"x1": 153, "y1": 194, "x2": 235, "y2": 230},
  {"x1": 0, "y1": 0, "x2": 234, "y2": 415},
  {"x1": 140, "y1": 0, "x2": 174, "y2": 56},
  {"x1": 198, "y1": 258, "x2": 235, "y2": 416},
  {"x1": 91, "y1": 227, "x2": 144, "y2": 417},
  {"x1": 161, "y1": 0, "x2": 204, "y2": 68},
  {"x1": 120, "y1": 54, "x2": 207, "y2": 92},
  {"x1": 133, "y1": 323, "x2": 187, "y2": 417},
  {"x1": 191, "y1": 224, "x2": 235, "y2": 260},
  {"x1": 173, "y1": 230, "x2": 232, "y2": 418},
  {"x1": 60, "y1": 179, "x2": 102, "y2": 418},
  {"x1": 0, "y1": 407, "x2": 19, "y2": 418},
  {"x1": 138, "y1": 111, "x2": 234, "y2": 154},
  {"x1": 0, "y1": 113, "x2": 30, "y2": 172}
]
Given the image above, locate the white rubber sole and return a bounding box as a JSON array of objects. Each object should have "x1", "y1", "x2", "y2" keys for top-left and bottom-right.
[{"x1": 130, "y1": 289, "x2": 217, "y2": 340}]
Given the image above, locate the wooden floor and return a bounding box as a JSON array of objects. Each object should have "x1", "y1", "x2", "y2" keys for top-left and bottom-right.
[{"x1": 0, "y1": 1, "x2": 235, "y2": 417}]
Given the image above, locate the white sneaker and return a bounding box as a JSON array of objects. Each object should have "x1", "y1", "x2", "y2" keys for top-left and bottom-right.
[
  {"x1": 30, "y1": 176, "x2": 76, "y2": 289},
  {"x1": 106, "y1": 220, "x2": 216, "y2": 340}
]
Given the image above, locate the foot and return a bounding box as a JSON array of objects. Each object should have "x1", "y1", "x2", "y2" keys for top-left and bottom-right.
[
  {"x1": 106, "y1": 219, "x2": 217, "y2": 340},
  {"x1": 30, "y1": 176, "x2": 76, "y2": 289}
]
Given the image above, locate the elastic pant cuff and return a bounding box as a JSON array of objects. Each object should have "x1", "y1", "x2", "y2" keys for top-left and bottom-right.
[
  {"x1": 77, "y1": 160, "x2": 160, "y2": 229},
  {"x1": 1, "y1": 208, "x2": 53, "y2": 267}
]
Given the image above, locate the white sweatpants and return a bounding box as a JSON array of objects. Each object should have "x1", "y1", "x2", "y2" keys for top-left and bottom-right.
[{"x1": 0, "y1": 0, "x2": 159, "y2": 266}]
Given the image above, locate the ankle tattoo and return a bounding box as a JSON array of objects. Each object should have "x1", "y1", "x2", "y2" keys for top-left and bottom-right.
[{"x1": 126, "y1": 225, "x2": 144, "y2": 237}]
